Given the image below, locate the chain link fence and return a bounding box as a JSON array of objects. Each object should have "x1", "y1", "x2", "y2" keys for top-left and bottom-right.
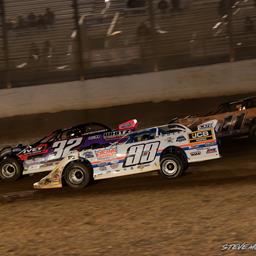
[{"x1": 0, "y1": 0, "x2": 256, "y2": 88}]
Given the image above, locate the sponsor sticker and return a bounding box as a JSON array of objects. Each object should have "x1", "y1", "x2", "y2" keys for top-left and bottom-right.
[
  {"x1": 103, "y1": 130, "x2": 129, "y2": 140},
  {"x1": 190, "y1": 151, "x2": 201, "y2": 156},
  {"x1": 189, "y1": 129, "x2": 213, "y2": 143},
  {"x1": 137, "y1": 164, "x2": 150, "y2": 169},
  {"x1": 207, "y1": 148, "x2": 217, "y2": 154},
  {"x1": 88, "y1": 135, "x2": 101, "y2": 140},
  {"x1": 96, "y1": 148, "x2": 117, "y2": 159},
  {"x1": 83, "y1": 151, "x2": 94, "y2": 159},
  {"x1": 68, "y1": 155, "x2": 76, "y2": 160},
  {"x1": 198, "y1": 123, "x2": 213, "y2": 129},
  {"x1": 176, "y1": 136, "x2": 186, "y2": 142},
  {"x1": 110, "y1": 163, "x2": 119, "y2": 169}
]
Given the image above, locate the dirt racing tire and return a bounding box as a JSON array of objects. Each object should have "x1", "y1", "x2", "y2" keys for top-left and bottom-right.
[
  {"x1": 160, "y1": 154, "x2": 184, "y2": 179},
  {"x1": 249, "y1": 124, "x2": 256, "y2": 143},
  {"x1": 64, "y1": 162, "x2": 92, "y2": 189},
  {"x1": 0, "y1": 157, "x2": 23, "y2": 181}
]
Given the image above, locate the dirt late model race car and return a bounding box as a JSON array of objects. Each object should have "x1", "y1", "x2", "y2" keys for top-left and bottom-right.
[
  {"x1": 172, "y1": 96, "x2": 256, "y2": 141},
  {"x1": 0, "y1": 119, "x2": 138, "y2": 182},
  {"x1": 34, "y1": 122, "x2": 221, "y2": 189}
]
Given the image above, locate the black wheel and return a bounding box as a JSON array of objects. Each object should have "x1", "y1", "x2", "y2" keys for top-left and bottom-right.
[
  {"x1": 0, "y1": 157, "x2": 23, "y2": 181},
  {"x1": 64, "y1": 162, "x2": 92, "y2": 189},
  {"x1": 160, "y1": 154, "x2": 184, "y2": 179},
  {"x1": 249, "y1": 124, "x2": 256, "y2": 143}
]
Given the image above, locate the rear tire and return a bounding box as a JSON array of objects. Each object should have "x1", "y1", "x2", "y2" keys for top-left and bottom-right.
[
  {"x1": 160, "y1": 154, "x2": 184, "y2": 179},
  {"x1": 0, "y1": 157, "x2": 23, "y2": 181},
  {"x1": 64, "y1": 162, "x2": 92, "y2": 189}
]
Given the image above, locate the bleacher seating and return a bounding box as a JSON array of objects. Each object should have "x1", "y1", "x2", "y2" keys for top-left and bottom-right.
[{"x1": 0, "y1": 0, "x2": 255, "y2": 87}]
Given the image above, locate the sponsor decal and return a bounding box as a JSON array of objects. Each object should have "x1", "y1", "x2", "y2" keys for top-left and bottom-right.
[
  {"x1": 118, "y1": 119, "x2": 138, "y2": 131},
  {"x1": 103, "y1": 130, "x2": 129, "y2": 140},
  {"x1": 137, "y1": 164, "x2": 150, "y2": 169},
  {"x1": 167, "y1": 138, "x2": 173, "y2": 143},
  {"x1": 83, "y1": 151, "x2": 94, "y2": 159},
  {"x1": 25, "y1": 157, "x2": 45, "y2": 165},
  {"x1": 176, "y1": 136, "x2": 186, "y2": 142},
  {"x1": 198, "y1": 123, "x2": 213, "y2": 129},
  {"x1": 29, "y1": 164, "x2": 41, "y2": 170},
  {"x1": 96, "y1": 148, "x2": 117, "y2": 159},
  {"x1": 40, "y1": 162, "x2": 56, "y2": 168},
  {"x1": 88, "y1": 135, "x2": 101, "y2": 140},
  {"x1": 189, "y1": 129, "x2": 213, "y2": 143},
  {"x1": 13, "y1": 148, "x2": 23, "y2": 153},
  {"x1": 110, "y1": 163, "x2": 119, "y2": 169},
  {"x1": 190, "y1": 151, "x2": 201, "y2": 156},
  {"x1": 206, "y1": 148, "x2": 217, "y2": 154},
  {"x1": 97, "y1": 162, "x2": 107, "y2": 167},
  {"x1": 19, "y1": 144, "x2": 49, "y2": 160},
  {"x1": 99, "y1": 166, "x2": 107, "y2": 171},
  {"x1": 68, "y1": 155, "x2": 76, "y2": 160}
]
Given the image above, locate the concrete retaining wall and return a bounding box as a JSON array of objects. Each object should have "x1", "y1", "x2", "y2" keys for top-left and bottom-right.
[{"x1": 1, "y1": 59, "x2": 256, "y2": 118}]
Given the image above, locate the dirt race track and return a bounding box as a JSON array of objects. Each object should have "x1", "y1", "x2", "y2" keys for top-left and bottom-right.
[{"x1": 1, "y1": 94, "x2": 256, "y2": 256}]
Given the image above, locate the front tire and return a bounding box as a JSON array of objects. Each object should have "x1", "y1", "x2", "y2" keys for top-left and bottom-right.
[
  {"x1": 160, "y1": 154, "x2": 184, "y2": 179},
  {"x1": 64, "y1": 162, "x2": 92, "y2": 189},
  {"x1": 0, "y1": 157, "x2": 23, "y2": 181}
]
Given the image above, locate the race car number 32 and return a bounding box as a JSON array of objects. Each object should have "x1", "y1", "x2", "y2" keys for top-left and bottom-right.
[
  {"x1": 51, "y1": 138, "x2": 83, "y2": 160},
  {"x1": 124, "y1": 141, "x2": 160, "y2": 167}
]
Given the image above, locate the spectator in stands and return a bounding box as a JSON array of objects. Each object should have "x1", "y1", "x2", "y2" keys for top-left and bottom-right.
[
  {"x1": 158, "y1": 0, "x2": 169, "y2": 14},
  {"x1": 28, "y1": 42, "x2": 40, "y2": 66},
  {"x1": 37, "y1": 14, "x2": 46, "y2": 29},
  {"x1": 137, "y1": 21, "x2": 152, "y2": 63},
  {"x1": 137, "y1": 21, "x2": 151, "y2": 38},
  {"x1": 44, "y1": 8, "x2": 55, "y2": 26},
  {"x1": 218, "y1": 0, "x2": 235, "y2": 17},
  {"x1": 27, "y1": 12, "x2": 37, "y2": 27},
  {"x1": 6, "y1": 19, "x2": 14, "y2": 30},
  {"x1": 41, "y1": 40, "x2": 53, "y2": 69},
  {"x1": 17, "y1": 15, "x2": 26, "y2": 29},
  {"x1": 171, "y1": 0, "x2": 181, "y2": 11},
  {"x1": 127, "y1": 0, "x2": 145, "y2": 8},
  {"x1": 244, "y1": 16, "x2": 254, "y2": 33}
]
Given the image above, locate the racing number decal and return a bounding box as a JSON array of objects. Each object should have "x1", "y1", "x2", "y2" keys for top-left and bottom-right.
[
  {"x1": 233, "y1": 113, "x2": 246, "y2": 130},
  {"x1": 52, "y1": 137, "x2": 83, "y2": 160},
  {"x1": 222, "y1": 115, "x2": 233, "y2": 132},
  {"x1": 124, "y1": 141, "x2": 160, "y2": 167},
  {"x1": 221, "y1": 113, "x2": 246, "y2": 132},
  {"x1": 52, "y1": 141, "x2": 66, "y2": 159}
]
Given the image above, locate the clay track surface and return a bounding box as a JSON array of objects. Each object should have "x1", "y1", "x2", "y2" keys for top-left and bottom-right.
[{"x1": 1, "y1": 94, "x2": 256, "y2": 256}]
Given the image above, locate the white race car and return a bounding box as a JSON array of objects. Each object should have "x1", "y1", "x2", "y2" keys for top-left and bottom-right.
[{"x1": 34, "y1": 122, "x2": 220, "y2": 189}]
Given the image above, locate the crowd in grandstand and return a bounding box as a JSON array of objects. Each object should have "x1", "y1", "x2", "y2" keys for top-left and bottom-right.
[
  {"x1": 6, "y1": 8, "x2": 55, "y2": 30},
  {"x1": 0, "y1": 0, "x2": 256, "y2": 88}
]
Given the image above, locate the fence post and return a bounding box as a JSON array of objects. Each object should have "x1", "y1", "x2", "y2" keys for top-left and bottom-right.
[
  {"x1": 72, "y1": 0, "x2": 85, "y2": 80},
  {"x1": 147, "y1": 0, "x2": 159, "y2": 71},
  {"x1": 0, "y1": 0, "x2": 11, "y2": 88}
]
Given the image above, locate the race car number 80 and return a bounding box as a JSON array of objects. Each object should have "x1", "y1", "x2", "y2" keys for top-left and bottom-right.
[{"x1": 124, "y1": 141, "x2": 160, "y2": 167}]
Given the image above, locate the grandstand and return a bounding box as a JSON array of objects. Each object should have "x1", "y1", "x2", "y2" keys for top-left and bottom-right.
[{"x1": 0, "y1": 0, "x2": 256, "y2": 88}]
